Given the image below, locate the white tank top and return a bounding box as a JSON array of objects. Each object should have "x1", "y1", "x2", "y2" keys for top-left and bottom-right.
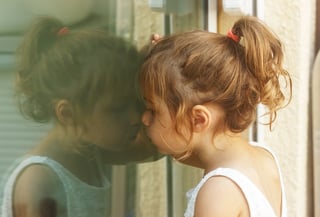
[
  {"x1": 184, "y1": 143, "x2": 287, "y2": 217},
  {"x1": 1, "y1": 156, "x2": 111, "y2": 217}
]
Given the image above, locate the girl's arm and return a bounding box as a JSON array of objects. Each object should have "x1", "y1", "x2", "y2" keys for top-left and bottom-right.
[
  {"x1": 13, "y1": 165, "x2": 67, "y2": 217},
  {"x1": 194, "y1": 176, "x2": 245, "y2": 217}
]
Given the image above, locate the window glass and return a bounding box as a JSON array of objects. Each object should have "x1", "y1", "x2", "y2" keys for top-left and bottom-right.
[{"x1": 0, "y1": 1, "x2": 209, "y2": 216}]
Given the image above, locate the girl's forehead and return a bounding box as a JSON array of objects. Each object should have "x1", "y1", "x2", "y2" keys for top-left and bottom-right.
[{"x1": 144, "y1": 95, "x2": 167, "y2": 110}]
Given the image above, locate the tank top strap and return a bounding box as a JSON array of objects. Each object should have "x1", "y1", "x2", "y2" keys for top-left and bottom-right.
[
  {"x1": 3, "y1": 156, "x2": 57, "y2": 192},
  {"x1": 16, "y1": 156, "x2": 70, "y2": 181},
  {"x1": 1, "y1": 156, "x2": 64, "y2": 217},
  {"x1": 249, "y1": 141, "x2": 287, "y2": 217},
  {"x1": 185, "y1": 143, "x2": 287, "y2": 217},
  {"x1": 185, "y1": 167, "x2": 278, "y2": 217},
  {"x1": 206, "y1": 168, "x2": 277, "y2": 216}
]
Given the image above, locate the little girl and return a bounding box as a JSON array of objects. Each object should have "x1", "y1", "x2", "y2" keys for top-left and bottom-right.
[
  {"x1": 1, "y1": 16, "x2": 158, "y2": 217},
  {"x1": 140, "y1": 16, "x2": 291, "y2": 217}
]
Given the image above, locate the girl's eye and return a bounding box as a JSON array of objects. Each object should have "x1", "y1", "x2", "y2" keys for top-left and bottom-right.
[
  {"x1": 146, "y1": 108, "x2": 155, "y2": 115},
  {"x1": 144, "y1": 99, "x2": 156, "y2": 115}
]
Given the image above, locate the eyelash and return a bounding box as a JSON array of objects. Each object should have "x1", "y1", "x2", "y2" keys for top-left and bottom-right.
[{"x1": 146, "y1": 107, "x2": 155, "y2": 115}]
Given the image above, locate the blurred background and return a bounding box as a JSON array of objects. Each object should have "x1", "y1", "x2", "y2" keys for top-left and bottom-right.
[{"x1": 0, "y1": 0, "x2": 319, "y2": 216}]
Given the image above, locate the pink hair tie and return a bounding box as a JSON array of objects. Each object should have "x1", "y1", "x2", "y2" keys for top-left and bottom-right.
[
  {"x1": 227, "y1": 30, "x2": 240, "y2": 42},
  {"x1": 57, "y1": 27, "x2": 69, "y2": 36}
]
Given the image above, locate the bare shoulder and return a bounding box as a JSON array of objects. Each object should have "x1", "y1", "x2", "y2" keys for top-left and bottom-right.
[
  {"x1": 13, "y1": 164, "x2": 67, "y2": 217},
  {"x1": 194, "y1": 176, "x2": 248, "y2": 217}
]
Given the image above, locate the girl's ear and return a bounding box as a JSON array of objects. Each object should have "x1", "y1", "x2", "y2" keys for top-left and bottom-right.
[
  {"x1": 55, "y1": 100, "x2": 74, "y2": 125},
  {"x1": 191, "y1": 105, "x2": 211, "y2": 132}
]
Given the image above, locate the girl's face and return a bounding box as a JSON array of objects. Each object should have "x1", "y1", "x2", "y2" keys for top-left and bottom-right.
[
  {"x1": 81, "y1": 94, "x2": 142, "y2": 151},
  {"x1": 141, "y1": 97, "x2": 189, "y2": 155}
]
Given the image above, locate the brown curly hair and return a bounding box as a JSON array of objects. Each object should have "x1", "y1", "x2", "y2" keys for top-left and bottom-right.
[
  {"x1": 139, "y1": 16, "x2": 292, "y2": 142},
  {"x1": 15, "y1": 16, "x2": 143, "y2": 125}
]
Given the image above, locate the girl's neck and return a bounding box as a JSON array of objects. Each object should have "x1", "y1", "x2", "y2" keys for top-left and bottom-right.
[
  {"x1": 194, "y1": 132, "x2": 250, "y2": 174},
  {"x1": 29, "y1": 126, "x2": 104, "y2": 187}
]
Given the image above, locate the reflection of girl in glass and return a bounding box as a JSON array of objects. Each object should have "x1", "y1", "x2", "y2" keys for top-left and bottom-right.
[{"x1": 1, "y1": 16, "x2": 157, "y2": 217}]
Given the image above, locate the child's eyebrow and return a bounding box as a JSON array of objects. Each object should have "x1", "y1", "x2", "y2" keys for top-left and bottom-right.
[
  {"x1": 143, "y1": 97, "x2": 153, "y2": 104},
  {"x1": 145, "y1": 101, "x2": 153, "y2": 107},
  {"x1": 143, "y1": 98, "x2": 157, "y2": 109}
]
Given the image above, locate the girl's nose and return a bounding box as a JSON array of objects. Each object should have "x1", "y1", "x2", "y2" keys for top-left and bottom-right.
[{"x1": 141, "y1": 110, "x2": 152, "y2": 126}]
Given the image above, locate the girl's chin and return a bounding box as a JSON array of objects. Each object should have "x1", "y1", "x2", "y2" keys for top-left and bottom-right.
[{"x1": 155, "y1": 146, "x2": 172, "y2": 155}]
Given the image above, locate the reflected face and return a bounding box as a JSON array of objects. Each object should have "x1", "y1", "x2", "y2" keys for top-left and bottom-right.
[
  {"x1": 141, "y1": 97, "x2": 188, "y2": 155},
  {"x1": 81, "y1": 94, "x2": 142, "y2": 151}
]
